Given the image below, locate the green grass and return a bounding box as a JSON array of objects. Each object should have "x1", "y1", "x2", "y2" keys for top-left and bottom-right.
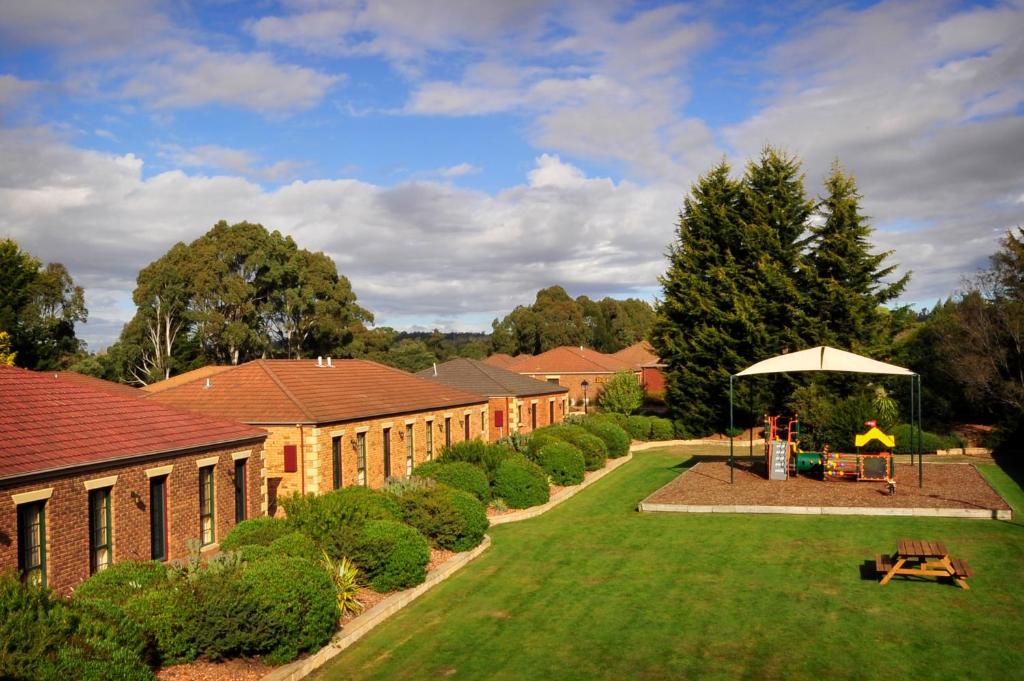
[{"x1": 312, "y1": 447, "x2": 1024, "y2": 681}]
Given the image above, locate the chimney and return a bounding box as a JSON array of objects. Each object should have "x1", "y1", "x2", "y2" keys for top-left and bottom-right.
[
  {"x1": 433, "y1": 362, "x2": 437, "y2": 376},
  {"x1": 317, "y1": 356, "x2": 323, "y2": 367},
  {"x1": 327, "y1": 357, "x2": 333, "y2": 368},
  {"x1": 204, "y1": 378, "x2": 212, "y2": 390}
]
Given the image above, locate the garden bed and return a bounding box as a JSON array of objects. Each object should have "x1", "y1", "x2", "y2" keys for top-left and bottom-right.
[{"x1": 639, "y1": 459, "x2": 1012, "y2": 518}]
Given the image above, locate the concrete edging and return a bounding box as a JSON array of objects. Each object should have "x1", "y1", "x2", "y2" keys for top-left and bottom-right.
[
  {"x1": 262, "y1": 535, "x2": 493, "y2": 681},
  {"x1": 488, "y1": 452, "x2": 633, "y2": 526},
  {"x1": 637, "y1": 501, "x2": 1012, "y2": 520}
]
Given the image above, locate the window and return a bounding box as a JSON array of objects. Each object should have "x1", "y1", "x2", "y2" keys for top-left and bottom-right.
[
  {"x1": 383, "y1": 428, "x2": 392, "y2": 478},
  {"x1": 150, "y1": 476, "x2": 168, "y2": 561},
  {"x1": 549, "y1": 400, "x2": 555, "y2": 424},
  {"x1": 464, "y1": 414, "x2": 470, "y2": 441},
  {"x1": 199, "y1": 466, "x2": 215, "y2": 546},
  {"x1": 531, "y1": 403, "x2": 537, "y2": 430},
  {"x1": 480, "y1": 411, "x2": 486, "y2": 432},
  {"x1": 357, "y1": 432, "x2": 367, "y2": 486},
  {"x1": 406, "y1": 423, "x2": 414, "y2": 476},
  {"x1": 17, "y1": 501, "x2": 46, "y2": 587},
  {"x1": 517, "y1": 404, "x2": 522, "y2": 425},
  {"x1": 444, "y1": 417, "x2": 451, "y2": 448},
  {"x1": 547, "y1": 378, "x2": 560, "y2": 384},
  {"x1": 426, "y1": 422, "x2": 434, "y2": 460},
  {"x1": 234, "y1": 459, "x2": 247, "y2": 523},
  {"x1": 332, "y1": 436, "x2": 342, "y2": 489},
  {"x1": 89, "y1": 487, "x2": 113, "y2": 574}
]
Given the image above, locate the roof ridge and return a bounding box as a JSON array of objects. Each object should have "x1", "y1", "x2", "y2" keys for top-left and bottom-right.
[
  {"x1": 255, "y1": 359, "x2": 319, "y2": 422},
  {"x1": 466, "y1": 357, "x2": 513, "y2": 391}
]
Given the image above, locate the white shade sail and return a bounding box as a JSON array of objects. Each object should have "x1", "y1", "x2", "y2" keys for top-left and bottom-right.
[{"x1": 735, "y1": 346, "x2": 913, "y2": 377}]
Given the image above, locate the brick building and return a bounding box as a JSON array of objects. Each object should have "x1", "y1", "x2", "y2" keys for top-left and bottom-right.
[
  {"x1": 144, "y1": 359, "x2": 489, "y2": 510},
  {"x1": 418, "y1": 358, "x2": 569, "y2": 441},
  {"x1": 612, "y1": 341, "x2": 666, "y2": 394},
  {"x1": 506, "y1": 346, "x2": 640, "y2": 406},
  {"x1": 0, "y1": 365, "x2": 267, "y2": 594}
]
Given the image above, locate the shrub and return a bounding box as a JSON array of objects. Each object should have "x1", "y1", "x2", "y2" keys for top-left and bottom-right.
[
  {"x1": 596, "y1": 411, "x2": 628, "y2": 428},
  {"x1": 525, "y1": 429, "x2": 561, "y2": 459},
  {"x1": 74, "y1": 560, "x2": 168, "y2": 606},
  {"x1": 650, "y1": 417, "x2": 675, "y2": 441},
  {"x1": 237, "y1": 544, "x2": 273, "y2": 563},
  {"x1": 598, "y1": 370, "x2": 643, "y2": 414},
  {"x1": 351, "y1": 520, "x2": 430, "y2": 592},
  {"x1": 439, "y1": 440, "x2": 514, "y2": 481},
  {"x1": 187, "y1": 567, "x2": 265, "y2": 662},
  {"x1": 493, "y1": 454, "x2": 550, "y2": 509},
  {"x1": 122, "y1": 586, "x2": 197, "y2": 665},
  {"x1": 535, "y1": 441, "x2": 585, "y2": 485},
  {"x1": 890, "y1": 424, "x2": 964, "y2": 453},
  {"x1": 238, "y1": 556, "x2": 340, "y2": 664},
  {"x1": 269, "y1": 532, "x2": 321, "y2": 562},
  {"x1": 220, "y1": 516, "x2": 292, "y2": 551},
  {"x1": 544, "y1": 424, "x2": 607, "y2": 470},
  {"x1": 397, "y1": 484, "x2": 488, "y2": 552},
  {"x1": 321, "y1": 553, "x2": 363, "y2": 617},
  {"x1": 282, "y1": 487, "x2": 401, "y2": 560},
  {"x1": 626, "y1": 415, "x2": 652, "y2": 440},
  {"x1": 580, "y1": 418, "x2": 630, "y2": 457},
  {"x1": 673, "y1": 420, "x2": 692, "y2": 440},
  {"x1": 413, "y1": 461, "x2": 490, "y2": 502}
]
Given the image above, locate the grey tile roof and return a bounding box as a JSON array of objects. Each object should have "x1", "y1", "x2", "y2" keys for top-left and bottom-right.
[{"x1": 417, "y1": 358, "x2": 569, "y2": 398}]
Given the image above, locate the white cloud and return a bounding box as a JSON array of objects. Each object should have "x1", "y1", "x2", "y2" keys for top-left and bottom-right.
[
  {"x1": 0, "y1": 74, "x2": 41, "y2": 107},
  {"x1": 155, "y1": 143, "x2": 305, "y2": 182},
  {"x1": 436, "y1": 163, "x2": 479, "y2": 178},
  {"x1": 0, "y1": 129, "x2": 676, "y2": 349}
]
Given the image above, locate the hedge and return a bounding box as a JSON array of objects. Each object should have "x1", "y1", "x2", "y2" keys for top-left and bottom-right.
[
  {"x1": 220, "y1": 516, "x2": 293, "y2": 552},
  {"x1": 439, "y1": 440, "x2": 514, "y2": 482},
  {"x1": 398, "y1": 484, "x2": 488, "y2": 552},
  {"x1": 282, "y1": 486, "x2": 401, "y2": 559},
  {"x1": 649, "y1": 417, "x2": 675, "y2": 440},
  {"x1": 580, "y1": 418, "x2": 630, "y2": 457},
  {"x1": 535, "y1": 441, "x2": 586, "y2": 485},
  {"x1": 626, "y1": 415, "x2": 652, "y2": 440},
  {"x1": 237, "y1": 556, "x2": 339, "y2": 664},
  {"x1": 413, "y1": 460, "x2": 490, "y2": 502},
  {"x1": 543, "y1": 424, "x2": 607, "y2": 471},
  {"x1": 352, "y1": 520, "x2": 430, "y2": 592},
  {"x1": 493, "y1": 454, "x2": 550, "y2": 509},
  {"x1": 268, "y1": 532, "x2": 321, "y2": 562}
]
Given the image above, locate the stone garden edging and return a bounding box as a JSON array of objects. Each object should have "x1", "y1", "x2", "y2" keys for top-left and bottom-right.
[{"x1": 262, "y1": 535, "x2": 492, "y2": 681}]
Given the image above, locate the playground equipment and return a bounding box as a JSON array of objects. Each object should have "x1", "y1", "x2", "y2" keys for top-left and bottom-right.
[{"x1": 764, "y1": 415, "x2": 894, "y2": 483}]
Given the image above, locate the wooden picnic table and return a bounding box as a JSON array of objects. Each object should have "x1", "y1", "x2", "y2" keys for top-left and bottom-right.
[{"x1": 876, "y1": 538, "x2": 973, "y2": 589}]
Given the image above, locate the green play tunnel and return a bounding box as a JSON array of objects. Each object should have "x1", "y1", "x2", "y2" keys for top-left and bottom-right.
[{"x1": 794, "y1": 452, "x2": 823, "y2": 473}]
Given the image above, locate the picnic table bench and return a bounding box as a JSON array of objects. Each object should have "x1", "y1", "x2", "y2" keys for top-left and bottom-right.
[{"x1": 876, "y1": 539, "x2": 972, "y2": 590}]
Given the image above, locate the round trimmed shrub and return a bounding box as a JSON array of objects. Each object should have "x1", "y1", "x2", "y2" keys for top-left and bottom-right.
[
  {"x1": 220, "y1": 516, "x2": 292, "y2": 551},
  {"x1": 413, "y1": 461, "x2": 489, "y2": 502},
  {"x1": 397, "y1": 484, "x2": 488, "y2": 552},
  {"x1": 597, "y1": 411, "x2": 628, "y2": 428},
  {"x1": 535, "y1": 441, "x2": 585, "y2": 485},
  {"x1": 439, "y1": 440, "x2": 514, "y2": 482},
  {"x1": 580, "y1": 418, "x2": 630, "y2": 457},
  {"x1": 74, "y1": 560, "x2": 168, "y2": 606},
  {"x1": 545, "y1": 425, "x2": 607, "y2": 471},
  {"x1": 352, "y1": 520, "x2": 430, "y2": 592},
  {"x1": 123, "y1": 586, "x2": 197, "y2": 665},
  {"x1": 525, "y1": 429, "x2": 561, "y2": 459},
  {"x1": 269, "y1": 532, "x2": 321, "y2": 562},
  {"x1": 626, "y1": 415, "x2": 652, "y2": 440},
  {"x1": 493, "y1": 454, "x2": 550, "y2": 509},
  {"x1": 650, "y1": 417, "x2": 675, "y2": 441},
  {"x1": 238, "y1": 556, "x2": 340, "y2": 664}
]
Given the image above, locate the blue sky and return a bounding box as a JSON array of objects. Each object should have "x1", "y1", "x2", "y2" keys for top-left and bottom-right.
[{"x1": 1, "y1": 0, "x2": 1022, "y2": 350}]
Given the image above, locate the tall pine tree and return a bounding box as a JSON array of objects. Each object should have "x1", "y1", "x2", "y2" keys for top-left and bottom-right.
[{"x1": 807, "y1": 162, "x2": 909, "y2": 353}]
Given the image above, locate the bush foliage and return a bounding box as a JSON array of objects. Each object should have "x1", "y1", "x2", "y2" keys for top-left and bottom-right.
[
  {"x1": 269, "y1": 532, "x2": 321, "y2": 562},
  {"x1": 535, "y1": 441, "x2": 586, "y2": 485},
  {"x1": 396, "y1": 484, "x2": 488, "y2": 552},
  {"x1": 439, "y1": 440, "x2": 514, "y2": 482},
  {"x1": 413, "y1": 461, "x2": 490, "y2": 502},
  {"x1": 352, "y1": 520, "x2": 430, "y2": 592},
  {"x1": 493, "y1": 454, "x2": 550, "y2": 509},
  {"x1": 73, "y1": 561, "x2": 169, "y2": 606},
  {"x1": 579, "y1": 418, "x2": 630, "y2": 457},
  {"x1": 282, "y1": 486, "x2": 401, "y2": 559},
  {"x1": 542, "y1": 424, "x2": 607, "y2": 470},
  {"x1": 597, "y1": 370, "x2": 644, "y2": 414},
  {"x1": 626, "y1": 415, "x2": 652, "y2": 440},
  {"x1": 220, "y1": 516, "x2": 293, "y2": 551}
]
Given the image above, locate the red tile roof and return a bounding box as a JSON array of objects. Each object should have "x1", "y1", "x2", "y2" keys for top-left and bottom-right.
[
  {"x1": 144, "y1": 359, "x2": 488, "y2": 425},
  {"x1": 507, "y1": 346, "x2": 637, "y2": 374},
  {"x1": 141, "y1": 365, "x2": 234, "y2": 393},
  {"x1": 0, "y1": 365, "x2": 267, "y2": 482},
  {"x1": 481, "y1": 353, "x2": 516, "y2": 368},
  {"x1": 612, "y1": 341, "x2": 663, "y2": 368},
  {"x1": 51, "y1": 371, "x2": 142, "y2": 397}
]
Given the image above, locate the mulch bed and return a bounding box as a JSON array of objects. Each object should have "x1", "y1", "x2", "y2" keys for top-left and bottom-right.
[{"x1": 644, "y1": 459, "x2": 1010, "y2": 510}]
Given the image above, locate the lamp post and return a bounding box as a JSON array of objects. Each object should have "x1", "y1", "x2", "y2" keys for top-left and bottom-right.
[{"x1": 581, "y1": 379, "x2": 590, "y2": 414}]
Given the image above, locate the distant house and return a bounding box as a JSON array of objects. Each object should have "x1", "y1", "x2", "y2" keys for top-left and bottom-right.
[
  {"x1": 506, "y1": 346, "x2": 639, "y2": 406},
  {"x1": 144, "y1": 359, "x2": 489, "y2": 509},
  {"x1": 612, "y1": 341, "x2": 666, "y2": 394},
  {"x1": 419, "y1": 358, "x2": 569, "y2": 440},
  {"x1": 481, "y1": 353, "x2": 516, "y2": 369},
  {"x1": 0, "y1": 365, "x2": 267, "y2": 594}
]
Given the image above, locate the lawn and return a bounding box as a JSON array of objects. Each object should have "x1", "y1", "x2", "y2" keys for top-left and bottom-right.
[{"x1": 311, "y1": 446, "x2": 1024, "y2": 681}]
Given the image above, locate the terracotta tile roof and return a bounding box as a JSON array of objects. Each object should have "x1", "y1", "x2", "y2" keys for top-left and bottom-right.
[
  {"x1": 142, "y1": 365, "x2": 234, "y2": 393},
  {"x1": 0, "y1": 365, "x2": 267, "y2": 482},
  {"x1": 612, "y1": 341, "x2": 663, "y2": 368},
  {"x1": 51, "y1": 371, "x2": 142, "y2": 397},
  {"x1": 507, "y1": 346, "x2": 637, "y2": 374},
  {"x1": 481, "y1": 353, "x2": 516, "y2": 368},
  {"x1": 144, "y1": 359, "x2": 487, "y2": 425},
  {"x1": 418, "y1": 358, "x2": 568, "y2": 397}
]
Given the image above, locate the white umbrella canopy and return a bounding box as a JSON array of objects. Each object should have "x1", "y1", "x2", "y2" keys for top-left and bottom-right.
[{"x1": 735, "y1": 346, "x2": 913, "y2": 377}]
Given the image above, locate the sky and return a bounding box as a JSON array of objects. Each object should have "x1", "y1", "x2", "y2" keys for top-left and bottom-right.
[{"x1": 1, "y1": 0, "x2": 1022, "y2": 351}]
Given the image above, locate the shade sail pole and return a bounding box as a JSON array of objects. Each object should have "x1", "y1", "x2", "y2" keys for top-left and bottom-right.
[
  {"x1": 917, "y1": 374, "x2": 923, "y2": 488},
  {"x1": 909, "y1": 375, "x2": 915, "y2": 470},
  {"x1": 729, "y1": 375, "x2": 735, "y2": 484}
]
